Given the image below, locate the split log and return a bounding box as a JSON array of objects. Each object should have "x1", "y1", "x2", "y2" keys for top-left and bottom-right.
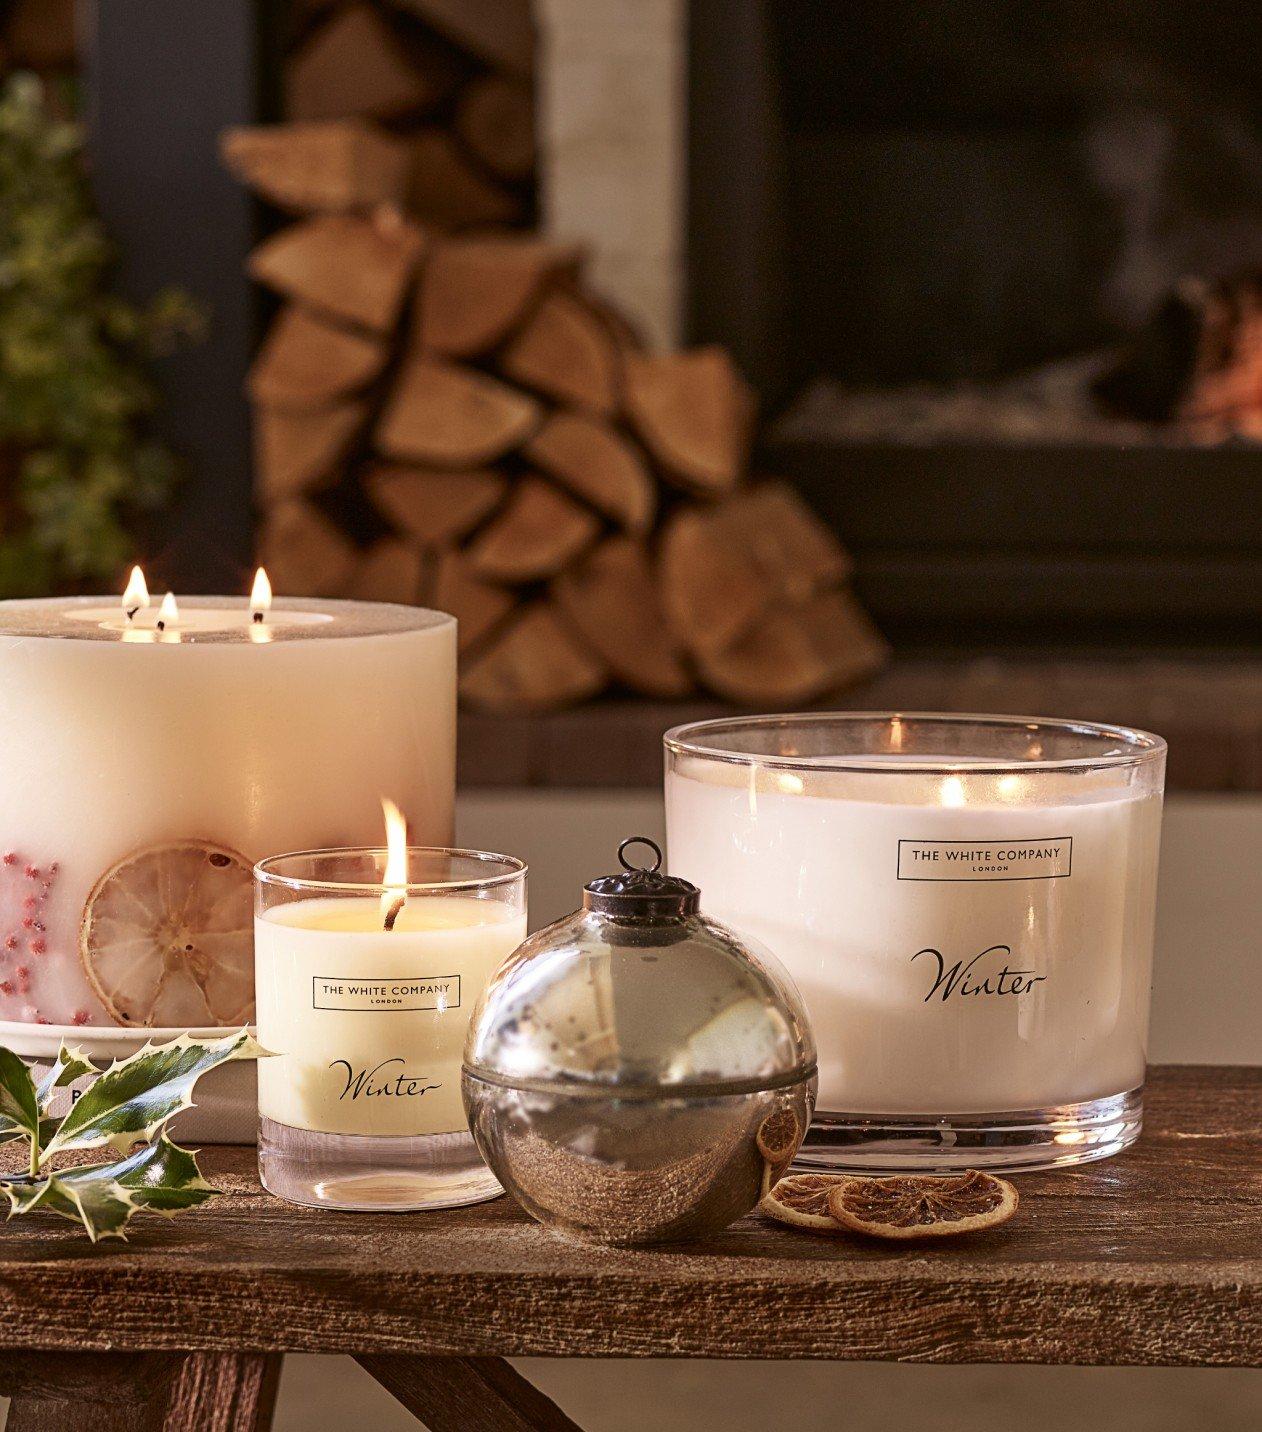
[
  {"x1": 658, "y1": 503, "x2": 770, "y2": 658},
  {"x1": 345, "y1": 538, "x2": 427, "y2": 604},
  {"x1": 407, "y1": 130, "x2": 521, "y2": 230},
  {"x1": 247, "y1": 305, "x2": 387, "y2": 410},
  {"x1": 431, "y1": 549, "x2": 514, "y2": 654},
  {"x1": 286, "y1": 4, "x2": 447, "y2": 122},
  {"x1": 366, "y1": 465, "x2": 506, "y2": 547},
  {"x1": 715, "y1": 482, "x2": 851, "y2": 601},
  {"x1": 552, "y1": 537, "x2": 691, "y2": 698},
  {"x1": 4, "y1": 0, "x2": 75, "y2": 69},
  {"x1": 257, "y1": 501, "x2": 359, "y2": 596},
  {"x1": 696, "y1": 590, "x2": 888, "y2": 706},
  {"x1": 414, "y1": 238, "x2": 578, "y2": 357},
  {"x1": 624, "y1": 347, "x2": 755, "y2": 495},
  {"x1": 658, "y1": 484, "x2": 850, "y2": 655},
  {"x1": 454, "y1": 75, "x2": 535, "y2": 182},
  {"x1": 254, "y1": 400, "x2": 367, "y2": 502},
  {"x1": 465, "y1": 475, "x2": 599, "y2": 583},
  {"x1": 377, "y1": 357, "x2": 540, "y2": 465},
  {"x1": 502, "y1": 289, "x2": 620, "y2": 415},
  {"x1": 460, "y1": 604, "x2": 606, "y2": 712},
  {"x1": 386, "y1": 0, "x2": 534, "y2": 78},
  {"x1": 247, "y1": 210, "x2": 424, "y2": 333},
  {"x1": 524, "y1": 412, "x2": 654, "y2": 533},
  {"x1": 221, "y1": 121, "x2": 412, "y2": 214}
]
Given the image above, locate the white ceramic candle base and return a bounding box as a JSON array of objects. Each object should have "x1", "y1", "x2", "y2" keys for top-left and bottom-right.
[{"x1": 666, "y1": 713, "x2": 1166, "y2": 1173}]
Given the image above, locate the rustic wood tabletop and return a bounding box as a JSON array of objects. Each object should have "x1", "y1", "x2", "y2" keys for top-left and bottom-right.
[{"x1": 0, "y1": 1064, "x2": 1257, "y2": 1430}]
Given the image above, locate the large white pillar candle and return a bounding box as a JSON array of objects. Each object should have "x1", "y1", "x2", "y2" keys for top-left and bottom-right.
[
  {"x1": 0, "y1": 594, "x2": 455, "y2": 1029},
  {"x1": 665, "y1": 713, "x2": 1166, "y2": 1171}
]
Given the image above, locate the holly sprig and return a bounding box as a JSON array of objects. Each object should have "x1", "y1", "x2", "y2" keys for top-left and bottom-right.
[{"x1": 0, "y1": 1030, "x2": 261, "y2": 1241}]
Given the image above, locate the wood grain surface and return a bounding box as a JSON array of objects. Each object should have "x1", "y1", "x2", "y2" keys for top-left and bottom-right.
[{"x1": 0, "y1": 1067, "x2": 1257, "y2": 1367}]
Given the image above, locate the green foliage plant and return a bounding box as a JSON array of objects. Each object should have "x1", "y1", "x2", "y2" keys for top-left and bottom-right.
[{"x1": 0, "y1": 73, "x2": 200, "y2": 596}]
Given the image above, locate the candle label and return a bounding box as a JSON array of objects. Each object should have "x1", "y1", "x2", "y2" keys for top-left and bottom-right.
[
  {"x1": 897, "y1": 837, "x2": 1073, "y2": 882},
  {"x1": 313, "y1": 974, "x2": 461, "y2": 1012}
]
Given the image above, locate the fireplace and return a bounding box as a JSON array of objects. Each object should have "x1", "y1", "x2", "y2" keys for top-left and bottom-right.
[{"x1": 687, "y1": 0, "x2": 1262, "y2": 650}]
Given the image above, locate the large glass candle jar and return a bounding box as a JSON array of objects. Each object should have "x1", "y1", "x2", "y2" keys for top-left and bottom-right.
[
  {"x1": 665, "y1": 714, "x2": 1166, "y2": 1172},
  {"x1": 255, "y1": 846, "x2": 526, "y2": 1211}
]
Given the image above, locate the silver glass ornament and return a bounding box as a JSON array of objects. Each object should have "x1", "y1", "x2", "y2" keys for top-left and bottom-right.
[{"x1": 462, "y1": 837, "x2": 817, "y2": 1245}]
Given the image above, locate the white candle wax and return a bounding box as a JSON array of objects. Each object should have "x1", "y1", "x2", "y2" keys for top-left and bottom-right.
[
  {"x1": 666, "y1": 757, "x2": 1163, "y2": 1115},
  {"x1": 255, "y1": 896, "x2": 527, "y2": 1136},
  {"x1": 0, "y1": 597, "x2": 455, "y2": 1028}
]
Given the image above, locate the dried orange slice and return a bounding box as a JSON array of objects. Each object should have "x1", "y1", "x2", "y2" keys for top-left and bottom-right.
[
  {"x1": 827, "y1": 1170, "x2": 1018, "y2": 1240},
  {"x1": 755, "y1": 1106, "x2": 801, "y2": 1182},
  {"x1": 760, "y1": 1172, "x2": 848, "y2": 1232},
  {"x1": 80, "y1": 841, "x2": 254, "y2": 1028}
]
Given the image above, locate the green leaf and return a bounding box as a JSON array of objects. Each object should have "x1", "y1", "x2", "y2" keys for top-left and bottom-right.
[
  {"x1": 0, "y1": 1047, "x2": 40, "y2": 1148},
  {"x1": 94, "y1": 1133, "x2": 216, "y2": 1214},
  {"x1": 40, "y1": 1030, "x2": 263, "y2": 1164},
  {"x1": 6, "y1": 1173, "x2": 137, "y2": 1243},
  {"x1": 36, "y1": 1043, "x2": 97, "y2": 1112},
  {"x1": 0, "y1": 1117, "x2": 58, "y2": 1148},
  {"x1": 4, "y1": 1135, "x2": 215, "y2": 1242}
]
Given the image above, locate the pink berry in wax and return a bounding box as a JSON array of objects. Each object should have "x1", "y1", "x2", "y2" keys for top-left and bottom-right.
[
  {"x1": 72, "y1": 1009, "x2": 89, "y2": 1026},
  {"x1": 28, "y1": 938, "x2": 45, "y2": 955},
  {"x1": 2, "y1": 853, "x2": 15, "y2": 866}
]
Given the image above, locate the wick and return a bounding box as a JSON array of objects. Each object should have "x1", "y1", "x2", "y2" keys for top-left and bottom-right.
[
  {"x1": 156, "y1": 618, "x2": 167, "y2": 632},
  {"x1": 125, "y1": 606, "x2": 140, "y2": 624},
  {"x1": 383, "y1": 894, "x2": 405, "y2": 932},
  {"x1": 253, "y1": 610, "x2": 264, "y2": 624}
]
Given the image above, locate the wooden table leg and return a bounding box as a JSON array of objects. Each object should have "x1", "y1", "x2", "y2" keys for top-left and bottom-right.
[
  {"x1": 165, "y1": 1351, "x2": 283, "y2": 1432},
  {"x1": 0, "y1": 1351, "x2": 184, "y2": 1432},
  {"x1": 356, "y1": 1354, "x2": 584, "y2": 1432}
]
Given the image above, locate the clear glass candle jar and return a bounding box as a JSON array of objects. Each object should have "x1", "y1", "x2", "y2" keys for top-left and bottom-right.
[
  {"x1": 665, "y1": 713, "x2": 1166, "y2": 1172},
  {"x1": 254, "y1": 847, "x2": 526, "y2": 1211}
]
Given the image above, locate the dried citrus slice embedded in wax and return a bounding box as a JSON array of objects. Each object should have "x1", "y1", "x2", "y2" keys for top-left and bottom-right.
[
  {"x1": 80, "y1": 841, "x2": 254, "y2": 1027},
  {"x1": 755, "y1": 1106, "x2": 801, "y2": 1183},
  {"x1": 826, "y1": 1170, "x2": 1018, "y2": 1240},
  {"x1": 760, "y1": 1172, "x2": 848, "y2": 1232}
]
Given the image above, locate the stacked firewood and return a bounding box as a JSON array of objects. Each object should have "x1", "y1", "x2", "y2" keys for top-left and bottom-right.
[
  {"x1": 281, "y1": 0, "x2": 535, "y2": 230},
  {"x1": 221, "y1": 1, "x2": 885, "y2": 712}
]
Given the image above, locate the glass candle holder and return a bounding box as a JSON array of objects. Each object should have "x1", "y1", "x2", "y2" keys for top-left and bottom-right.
[
  {"x1": 665, "y1": 714, "x2": 1166, "y2": 1172},
  {"x1": 254, "y1": 847, "x2": 526, "y2": 1211}
]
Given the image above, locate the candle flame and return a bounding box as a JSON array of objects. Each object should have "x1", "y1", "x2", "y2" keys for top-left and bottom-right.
[
  {"x1": 122, "y1": 566, "x2": 150, "y2": 622},
  {"x1": 155, "y1": 591, "x2": 179, "y2": 632},
  {"x1": 250, "y1": 567, "x2": 272, "y2": 622},
  {"x1": 381, "y1": 798, "x2": 408, "y2": 930},
  {"x1": 940, "y1": 774, "x2": 967, "y2": 808}
]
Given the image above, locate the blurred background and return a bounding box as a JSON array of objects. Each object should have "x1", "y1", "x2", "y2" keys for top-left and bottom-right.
[{"x1": 1, "y1": 0, "x2": 1260, "y2": 1427}]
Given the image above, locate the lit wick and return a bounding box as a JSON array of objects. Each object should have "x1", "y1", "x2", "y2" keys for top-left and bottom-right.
[
  {"x1": 155, "y1": 591, "x2": 178, "y2": 634},
  {"x1": 380, "y1": 798, "x2": 408, "y2": 933},
  {"x1": 250, "y1": 566, "x2": 272, "y2": 626},
  {"x1": 122, "y1": 566, "x2": 150, "y2": 625}
]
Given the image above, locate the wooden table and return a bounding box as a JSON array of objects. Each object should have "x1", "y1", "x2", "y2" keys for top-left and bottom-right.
[{"x1": 0, "y1": 1065, "x2": 1257, "y2": 1430}]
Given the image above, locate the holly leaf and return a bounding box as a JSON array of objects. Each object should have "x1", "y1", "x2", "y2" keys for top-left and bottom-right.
[
  {"x1": 37, "y1": 1043, "x2": 97, "y2": 1112},
  {"x1": 0, "y1": 1047, "x2": 40, "y2": 1148},
  {"x1": 6, "y1": 1172, "x2": 137, "y2": 1243},
  {"x1": 39, "y1": 1029, "x2": 263, "y2": 1164},
  {"x1": 0, "y1": 1118, "x2": 58, "y2": 1148},
  {"x1": 6, "y1": 1135, "x2": 216, "y2": 1242}
]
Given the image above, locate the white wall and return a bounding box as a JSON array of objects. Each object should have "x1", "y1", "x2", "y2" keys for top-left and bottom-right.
[{"x1": 271, "y1": 790, "x2": 1262, "y2": 1431}]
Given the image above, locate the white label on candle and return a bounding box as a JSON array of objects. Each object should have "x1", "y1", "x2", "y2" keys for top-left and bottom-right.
[
  {"x1": 312, "y1": 975, "x2": 461, "y2": 1012},
  {"x1": 256, "y1": 897, "x2": 525, "y2": 1137},
  {"x1": 897, "y1": 836, "x2": 1072, "y2": 881}
]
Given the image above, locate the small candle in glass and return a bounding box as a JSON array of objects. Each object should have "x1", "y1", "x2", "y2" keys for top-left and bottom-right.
[
  {"x1": 665, "y1": 713, "x2": 1166, "y2": 1173},
  {"x1": 254, "y1": 810, "x2": 526, "y2": 1211}
]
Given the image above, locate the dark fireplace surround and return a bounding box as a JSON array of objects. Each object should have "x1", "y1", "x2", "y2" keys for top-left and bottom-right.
[{"x1": 687, "y1": 0, "x2": 1262, "y2": 651}]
